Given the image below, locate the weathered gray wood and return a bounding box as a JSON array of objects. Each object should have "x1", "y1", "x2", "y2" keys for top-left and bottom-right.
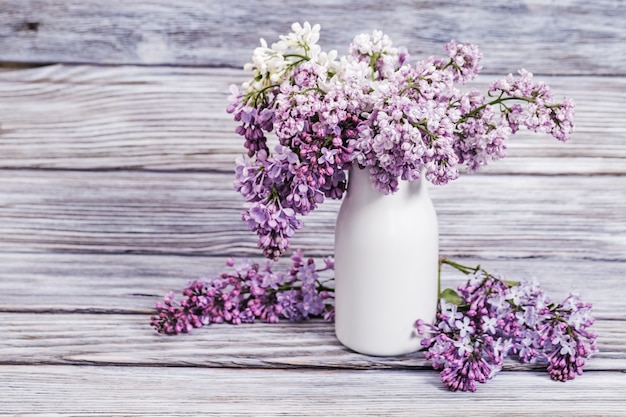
[
  {"x1": 0, "y1": 65, "x2": 624, "y2": 173},
  {"x1": 0, "y1": 253, "x2": 624, "y2": 318},
  {"x1": 0, "y1": 170, "x2": 624, "y2": 259},
  {"x1": 1, "y1": 365, "x2": 625, "y2": 416},
  {"x1": 0, "y1": 313, "x2": 622, "y2": 371},
  {"x1": 0, "y1": 0, "x2": 625, "y2": 75}
]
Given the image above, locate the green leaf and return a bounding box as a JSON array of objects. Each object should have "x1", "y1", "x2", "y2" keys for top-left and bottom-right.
[{"x1": 440, "y1": 288, "x2": 464, "y2": 306}]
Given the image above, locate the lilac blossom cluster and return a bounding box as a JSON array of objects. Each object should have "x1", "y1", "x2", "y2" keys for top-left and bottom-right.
[
  {"x1": 227, "y1": 23, "x2": 575, "y2": 259},
  {"x1": 150, "y1": 250, "x2": 334, "y2": 334},
  {"x1": 416, "y1": 259, "x2": 597, "y2": 392}
]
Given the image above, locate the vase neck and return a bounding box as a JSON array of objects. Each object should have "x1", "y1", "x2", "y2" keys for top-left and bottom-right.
[{"x1": 346, "y1": 165, "x2": 428, "y2": 201}]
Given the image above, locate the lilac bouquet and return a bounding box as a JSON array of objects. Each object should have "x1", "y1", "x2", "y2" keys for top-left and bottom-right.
[{"x1": 227, "y1": 22, "x2": 575, "y2": 259}]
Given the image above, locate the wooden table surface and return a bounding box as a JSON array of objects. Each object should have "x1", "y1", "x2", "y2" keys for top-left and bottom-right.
[{"x1": 1, "y1": 1, "x2": 625, "y2": 415}]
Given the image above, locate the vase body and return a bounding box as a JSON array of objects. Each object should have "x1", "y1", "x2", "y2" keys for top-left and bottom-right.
[{"x1": 334, "y1": 165, "x2": 439, "y2": 356}]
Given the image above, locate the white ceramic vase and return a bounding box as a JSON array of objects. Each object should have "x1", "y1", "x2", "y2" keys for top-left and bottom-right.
[{"x1": 334, "y1": 164, "x2": 439, "y2": 356}]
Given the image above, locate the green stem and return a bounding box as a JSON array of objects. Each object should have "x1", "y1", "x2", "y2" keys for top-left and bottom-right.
[
  {"x1": 317, "y1": 284, "x2": 335, "y2": 293},
  {"x1": 439, "y1": 257, "x2": 520, "y2": 293},
  {"x1": 440, "y1": 257, "x2": 482, "y2": 275},
  {"x1": 300, "y1": 86, "x2": 328, "y2": 96},
  {"x1": 399, "y1": 80, "x2": 420, "y2": 97},
  {"x1": 246, "y1": 83, "x2": 279, "y2": 107},
  {"x1": 438, "y1": 257, "x2": 443, "y2": 297},
  {"x1": 460, "y1": 95, "x2": 536, "y2": 123},
  {"x1": 282, "y1": 53, "x2": 311, "y2": 61},
  {"x1": 409, "y1": 119, "x2": 438, "y2": 142},
  {"x1": 368, "y1": 52, "x2": 382, "y2": 81}
]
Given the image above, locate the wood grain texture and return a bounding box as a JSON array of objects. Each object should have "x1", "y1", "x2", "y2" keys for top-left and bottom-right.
[
  {"x1": 1, "y1": 365, "x2": 625, "y2": 416},
  {"x1": 0, "y1": 170, "x2": 624, "y2": 259},
  {"x1": 0, "y1": 0, "x2": 625, "y2": 75},
  {"x1": 0, "y1": 65, "x2": 625, "y2": 173},
  {"x1": 0, "y1": 313, "x2": 623, "y2": 371},
  {"x1": 1, "y1": 253, "x2": 624, "y2": 318}
]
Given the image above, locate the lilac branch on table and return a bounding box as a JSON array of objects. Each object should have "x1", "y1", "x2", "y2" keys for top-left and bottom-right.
[
  {"x1": 150, "y1": 249, "x2": 334, "y2": 334},
  {"x1": 416, "y1": 258, "x2": 598, "y2": 391},
  {"x1": 151, "y1": 252, "x2": 597, "y2": 392}
]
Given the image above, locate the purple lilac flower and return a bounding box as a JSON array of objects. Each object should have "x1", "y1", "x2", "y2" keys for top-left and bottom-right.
[
  {"x1": 443, "y1": 40, "x2": 483, "y2": 83},
  {"x1": 233, "y1": 77, "x2": 357, "y2": 258},
  {"x1": 349, "y1": 30, "x2": 405, "y2": 80},
  {"x1": 487, "y1": 69, "x2": 575, "y2": 142},
  {"x1": 151, "y1": 251, "x2": 335, "y2": 334},
  {"x1": 227, "y1": 84, "x2": 274, "y2": 158},
  {"x1": 417, "y1": 260, "x2": 597, "y2": 392},
  {"x1": 536, "y1": 293, "x2": 597, "y2": 381},
  {"x1": 417, "y1": 296, "x2": 505, "y2": 392},
  {"x1": 452, "y1": 94, "x2": 510, "y2": 171},
  {"x1": 241, "y1": 200, "x2": 302, "y2": 260},
  {"x1": 352, "y1": 61, "x2": 463, "y2": 191}
]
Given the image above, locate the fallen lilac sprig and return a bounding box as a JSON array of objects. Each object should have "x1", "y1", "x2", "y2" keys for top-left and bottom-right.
[
  {"x1": 150, "y1": 250, "x2": 334, "y2": 334},
  {"x1": 416, "y1": 258, "x2": 598, "y2": 391},
  {"x1": 151, "y1": 253, "x2": 597, "y2": 392}
]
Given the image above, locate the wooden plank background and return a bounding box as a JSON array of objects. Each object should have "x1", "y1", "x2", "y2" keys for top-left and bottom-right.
[
  {"x1": 1, "y1": 0, "x2": 625, "y2": 74},
  {"x1": 0, "y1": 1, "x2": 625, "y2": 415}
]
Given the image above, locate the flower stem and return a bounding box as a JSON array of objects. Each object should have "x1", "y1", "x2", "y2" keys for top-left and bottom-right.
[{"x1": 440, "y1": 257, "x2": 482, "y2": 275}]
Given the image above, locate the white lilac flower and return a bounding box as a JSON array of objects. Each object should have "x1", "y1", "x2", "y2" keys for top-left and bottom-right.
[
  {"x1": 455, "y1": 316, "x2": 475, "y2": 338},
  {"x1": 453, "y1": 336, "x2": 474, "y2": 355},
  {"x1": 481, "y1": 316, "x2": 497, "y2": 335}
]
